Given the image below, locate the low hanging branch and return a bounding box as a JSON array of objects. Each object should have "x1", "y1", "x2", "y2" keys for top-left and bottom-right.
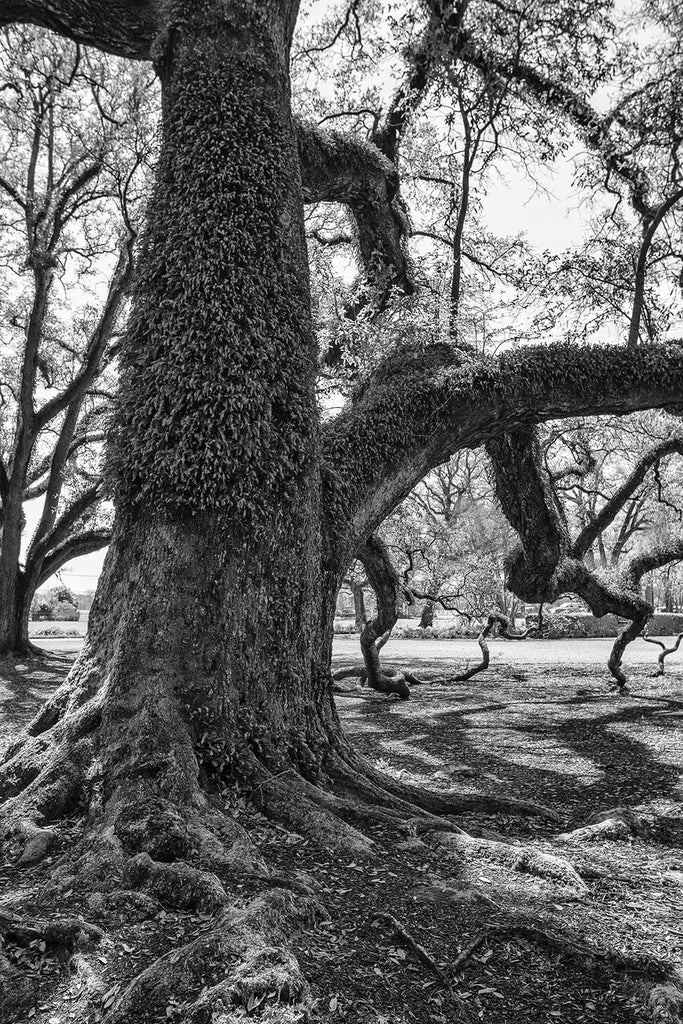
[
  {"x1": 422, "y1": 612, "x2": 534, "y2": 686},
  {"x1": 454, "y1": 613, "x2": 533, "y2": 683}
]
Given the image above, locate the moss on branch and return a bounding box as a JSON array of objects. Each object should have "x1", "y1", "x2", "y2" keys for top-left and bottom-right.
[{"x1": 322, "y1": 341, "x2": 683, "y2": 543}]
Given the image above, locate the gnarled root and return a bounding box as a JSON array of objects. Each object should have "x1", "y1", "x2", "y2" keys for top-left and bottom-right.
[
  {"x1": 558, "y1": 806, "x2": 645, "y2": 843},
  {"x1": 336, "y1": 747, "x2": 562, "y2": 822},
  {"x1": 427, "y1": 830, "x2": 587, "y2": 893},
  {"x1": 104, "y1": 888, "x2": 323, "y2": 1024},
  {"x1": 0, "y1": 910, "x2": 104, "y2": 1022}
]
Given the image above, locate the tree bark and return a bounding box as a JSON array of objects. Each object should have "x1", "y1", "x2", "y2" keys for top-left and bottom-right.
[
  {"x1": 0, "y1": 560, "x2": 33, "y2": 656},
  {"x1": 352, "y1": 582, "x2": 367, "y2": 630}
]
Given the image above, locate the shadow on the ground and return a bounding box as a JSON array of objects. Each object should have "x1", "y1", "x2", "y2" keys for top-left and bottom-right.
[
  {"x1": 336, "y1": 657, "x2": 683, "y2": 832},
  {"x1": 0, "y1": 654, "x2": 70, "y2": 756}
]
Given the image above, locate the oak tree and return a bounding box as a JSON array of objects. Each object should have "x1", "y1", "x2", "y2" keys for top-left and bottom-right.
[{"x1": 2, "y1": 1, "x2": 683, "y2": 1018}]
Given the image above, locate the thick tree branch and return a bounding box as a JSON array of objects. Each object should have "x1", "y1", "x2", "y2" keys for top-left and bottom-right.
[
  {"x1": 24, "y1": 430, "x2": 106, "y2": 500},
  {"x1": 356, "y1": 534, "x2": 411, "y2": 698},
  {"x1": 26, "y1": 481, "x2": 102, "y2": 570},
  {"x1": 0, "y1": 1, "x2": 158, "y2": 60},
  {"x1": 297, "y1": 121, "x2": 413, "y2": 298},
  {"x1": 485, "y1": 423, "x2": 655, "y2": 687},
  {"x1": 36, "y1": 527, "x2": 110, "y2": 589},
  {"x1": 323, "y1": 341, "x2": 683, "y2": 543},
  {"x1": 625, "y1": 535, "x2": 683, "y2": 586}
]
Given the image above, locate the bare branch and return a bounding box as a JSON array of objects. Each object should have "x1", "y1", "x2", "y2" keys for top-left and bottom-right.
[
  {"x1": 571, "y1": 434, "x2": 683, "y2": 558},
  {"x1": 628, "y1": 188, "x2": 683, "y2": 347}
]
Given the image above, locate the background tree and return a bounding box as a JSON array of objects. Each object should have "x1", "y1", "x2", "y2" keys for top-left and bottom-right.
[{"x1": 0, "y1": 26, "x2": 153, "y2": 653}]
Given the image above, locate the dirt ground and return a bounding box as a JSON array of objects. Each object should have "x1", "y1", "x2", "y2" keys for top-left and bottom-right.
[{"x1": 1, "y1": 642, "x2": 682, "y2": 1023}]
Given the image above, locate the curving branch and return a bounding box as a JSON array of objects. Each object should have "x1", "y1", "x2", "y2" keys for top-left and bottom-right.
[
  {"x1": 628, "y1": 188, "x2": 683, "y2": 347},
  {"x1": 356, "y1": 535, "x2": 412, "y2": 698},
  {"x1": 0, "y1": 0, "x2": 158, "y2": 59},
  {"x1": 36, "y1": 527, "x2": 110, "y2": 589},
  {"x1": 642, "y1": 633, "x2": 683, "y2": 676},
  {"x1": 322, "y1": 341, "x2": 683, "y2": 547},
  {"x1": 370, "y1": 0, "x2": 464, "y2": 164},
  {"x1": 25, "y1": 481, "x2": 103, "y2": 573},
  {"x1": 450, "y1": 612, "x2": 509, "y2": 683},
  {"x1": 34, "y1": 235, "x2": 134, "y2": 431},
  {"x1": 297, "y1": 122, "x2": 413, "y2": 301}
]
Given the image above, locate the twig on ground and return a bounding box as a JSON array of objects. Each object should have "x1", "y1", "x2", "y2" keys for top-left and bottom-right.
[{"x1": 371, "y1": 911, "x2": 454, "y2": 994}]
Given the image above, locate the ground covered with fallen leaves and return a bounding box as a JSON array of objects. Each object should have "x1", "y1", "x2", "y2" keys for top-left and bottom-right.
[{"x1": 1, "y1": 642, "x2": 682, "y2": 1023}]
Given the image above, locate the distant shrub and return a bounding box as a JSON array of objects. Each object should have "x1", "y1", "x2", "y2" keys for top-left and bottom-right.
[
  {"x1": 333, "y1": 621, "x2": 359, "y2": 634},
  {"x1": 542, "y1": 611, "x2": 683, "y2": 639},
  {"x1": 32, "y1": 626, "x2": 81, "y2": 637},
  {"x1": 648, "y1": 613, "x2": 683, "y2": 636},
  {"x1": 51, "y1": 601, "x2": 80, "y2": 621}
]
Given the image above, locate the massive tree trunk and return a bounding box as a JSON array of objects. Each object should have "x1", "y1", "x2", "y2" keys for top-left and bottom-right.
[
  {"x1": 2, "y1": 0, "x2": 340, "y2": 822},
  {"x1": 0, "y1": 4, "x2": 356, "y2": 1015}
]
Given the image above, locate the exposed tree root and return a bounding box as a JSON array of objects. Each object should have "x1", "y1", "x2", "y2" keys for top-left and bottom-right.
[
  {"x1": 0, "y1": 910, "x2": 105, "y2": 1021},
  {"x1": 0, "y1": 640, "x2": 596, "y2": 1024},
  {"x1": 332, "y1": 662, "x2": 423, "y2": 696},
  {"x1": 338, "y1": 749, "x2": 562, "y2": 821},
  {"x1": 643, "y1": 631, "x2": 683, "y2": 676},
  {"x1": 451, "y1": 918, "x2": 633, "y2": 974},
  {"x1": 647, "y1": 973, "x2": 683, "y2": 1022},
  {"x1": 558, "y1": 806, "x2": 645, "y2": 843},
  {"x1": 243, "y1": 755, "x2": 377, "y2": 858},
  {"x1": 428, "y1": 830, "x2": 587, "y2": 892},
  {"x1": 103, "y1": 888, "x2": 323, "y2": 1024},
  {"x1": 0, "y1": 910, "x2": 103, "y2": 950}
]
